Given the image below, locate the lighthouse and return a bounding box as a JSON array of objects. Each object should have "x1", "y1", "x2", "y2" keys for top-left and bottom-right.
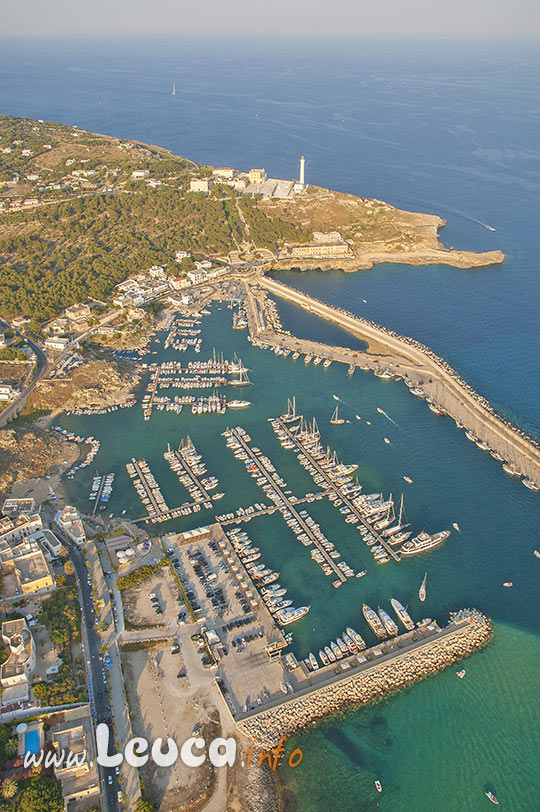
[{"x1": 299, "y1": 155, "x2": 305, "y2": 186}]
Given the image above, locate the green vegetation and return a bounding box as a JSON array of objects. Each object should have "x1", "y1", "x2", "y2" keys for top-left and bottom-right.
[
  {"x1": 0, "y1": 725, "x2": 17, "y2": 765},
  {"x1": 116, "y1": 560, "x2": 164, "y2": 590},
  {"x1": 121, "y1": 639, "x2": 167, "y2": 651},
  {"x1": 239, "y1": 198, "x2": 312, "y2": 250},
  {"x1": 38, "y1": 586, "x2": 81, "y2": 645},
  {"x1": 18, "y1": 776, "x2": 63, "y2": 812}
]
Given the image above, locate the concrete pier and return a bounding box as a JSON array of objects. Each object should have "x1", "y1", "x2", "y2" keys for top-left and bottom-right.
[
  {"x1": 236, "y1": 609, "x2": 492, "y2": 747},
  {"x1": 249, "y1": 276, "x2": 540, "y2": 484}
]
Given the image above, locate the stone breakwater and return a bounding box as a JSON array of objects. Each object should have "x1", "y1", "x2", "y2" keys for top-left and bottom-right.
[{"x1": 238, "y1": 610, "x2": 491, "y2": 748}]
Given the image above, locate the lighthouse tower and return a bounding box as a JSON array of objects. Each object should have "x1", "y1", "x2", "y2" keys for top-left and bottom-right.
[{"x1": 299, "y1": 155, "x2": 305, "y2": 186}]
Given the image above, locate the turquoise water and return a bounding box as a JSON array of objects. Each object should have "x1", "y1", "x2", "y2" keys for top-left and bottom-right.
[{"x1": 2, "y1": 36, "x2": 540, "y2": 809}]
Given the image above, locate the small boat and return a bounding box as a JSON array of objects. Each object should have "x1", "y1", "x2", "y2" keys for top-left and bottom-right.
[
  {"x1": 355, "y1": 414, "x2": 361, "y2": 420},
  {"x1": 457, "y1": 669, "x2": 466, "y2": 679},
  {"x1": 534, "y1": 550, "x2": 540, "y2": 559},
  {"x1": 366, "y1": 420, "x2": 371, "y2": 425},
  {"x1": 375, "y1": 780, "x2": 382, "y2": 793},
  {"x1": 419, "y1": 572, "x2": 427, "y2": 602},
  {"x1": 453, "y1": 522, "x2": 461, "y2": 532},
  {"x1": 485, "y1": 791, "x2": 499, "y2": 805},
  {"x1": 503, "y1": 582, "x2": 513, "y2": 588},
  {"x1": 330, "y1": 406, "x2": 345, "y2": 426},
  {"x1": 333, "y1": 394, "x2": 339, "y2": 401},
  {"x1": 403, "y1": 476, "x2": 413, "y2": 484},
  {"x1": 308, "y1": 652, "x2": 319, "y2": 670},
  {"x1": 384, "y1": 437, "x2": 391, "y2": 445}
]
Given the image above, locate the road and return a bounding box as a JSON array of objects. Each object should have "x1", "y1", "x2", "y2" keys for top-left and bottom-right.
[
  {"x1": 0, "y1": 309, "x2": 121, "y2": 426},
  {"x1": 60, "y1": 531, "x2": 121, "y2": 812}
]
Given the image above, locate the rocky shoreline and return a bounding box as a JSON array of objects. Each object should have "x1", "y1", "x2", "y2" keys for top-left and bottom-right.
[{"x1": 238, "y1": 610, "x2": 492, "y2": 749}]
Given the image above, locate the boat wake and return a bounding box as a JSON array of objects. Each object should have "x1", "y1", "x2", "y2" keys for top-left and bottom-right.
[{"x1": 377, "y1": 407, "x2": 399, "y2": 427}]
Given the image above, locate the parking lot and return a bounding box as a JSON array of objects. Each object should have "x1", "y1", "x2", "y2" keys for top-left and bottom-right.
[
  {"x1": 121, "y1": 567, "x2": 183, "y2": 628},
  {"x1": 164, "y1": 524, "x2": 288, "y2": 713}
]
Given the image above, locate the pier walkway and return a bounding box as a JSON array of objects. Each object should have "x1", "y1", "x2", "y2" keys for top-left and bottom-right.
[
  {"x1": 276, "y1": 416, "x2": 400, "y2": 562},
  {"x1": 229, "y1": 427, "x2": 347, "y2": 583},
  {"x1": 165, "y1": 447, "x2": 212, "y2": 504}
]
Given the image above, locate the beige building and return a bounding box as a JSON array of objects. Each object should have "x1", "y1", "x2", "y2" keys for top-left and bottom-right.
[
  {"x1": 14, "y1": 551, "x2": 55, "y2": 595},
  {"x1": 248, "y1": 168, "x2": 267, "y2": 184},
  {"x1": 2, "y1": 497, "x2": 35, "y2": 518},
  {"x1": 0, "y1": 618, "x2": 35, "y2": 706},
  {"x1": 50, "y1": 707, "x2": 100, "y2": 811},
  {"x1": 212, "y1": 167, "x2": 235, "y2": 179},
  {"x1": 189, "y1": 178, "x2": 210, "y2": 193},
  {"x1": 283, "y1": 241, "x2": 354, "y2": 260},
  {"x1": 64, "y1": 304, "x2": 91, "y2": 322}
]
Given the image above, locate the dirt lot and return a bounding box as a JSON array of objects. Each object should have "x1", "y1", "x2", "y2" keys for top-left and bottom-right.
[
  {"x1": 122, "y1": 567, "x2": 182, "y2": 628},
  {"x1": 121, "y1": 642, "x2": 221, "y2": 811}
]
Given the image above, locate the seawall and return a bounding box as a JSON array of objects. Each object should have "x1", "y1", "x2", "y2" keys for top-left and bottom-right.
[{"x1": 237, "y1": 610, "x2": 491, "y2": 748}]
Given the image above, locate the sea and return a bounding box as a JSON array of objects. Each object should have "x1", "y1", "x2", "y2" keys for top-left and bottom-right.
[{"x1": 1, "y1": 36, "x2": 539, "y2": 811}]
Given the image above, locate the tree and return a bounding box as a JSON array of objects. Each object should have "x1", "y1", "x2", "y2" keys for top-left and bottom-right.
[
  {"x1": 1, "y1": 778, "x2": 17, "y2": 799},
  {"x1": 63, "y1": 561, "x2": 74, "y2": 576},
  {"x1": 19, "y1": 776, "x2": 63, "y2": 812},
  {"x1": 136, "y1": 799, "x2": 155, "y2": 812}
]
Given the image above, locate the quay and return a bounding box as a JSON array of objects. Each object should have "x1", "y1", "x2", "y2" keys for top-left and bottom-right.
[
  {"x1": 91, "y1": 476, "x2": 107, "y2": 516},
  {"x1": 247, "y1": 276, "x2": 540, "y2": 485},
  {"x1": 228, "y1": 427, "x2": 347, "y2": 583},
  {"x1": 275, "y1": 415, "x2": 400, "y2": 562},
  {"x1": 235, "y1": 608, "x2": 492, "y2": 747},
  {"x1": 127, "y1": 458, "x2": 169, "y2": 517},
  {"x1": 164, "y1": 445, "x2": 213, "y2": 504}
]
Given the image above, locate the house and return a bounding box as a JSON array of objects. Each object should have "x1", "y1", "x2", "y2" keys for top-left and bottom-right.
[
  {"x1": 0, "y1": 385, "x2": 15, "y2": 402},
  {"x1": 169, "y1": 277, "x2": 189, "y2": 290},
  {"x1": 189, "y1": 178, "x2": 210, "y2": 193},
  {"x1": 45, "y1": 336, "x2": 71, "y2": 351},
  {"x1": 1, "y1": 498, "x2": 35, "y2": 518},
  {"x1": 49, "y1": 707, "x2": 100, "y2": 810},
  {"x1": 186, "y1": 269, "x2": 208, "y2": 285},
  {"x1": 30, "y1": 528, "x2": 62, "y2": 561},
  {"x1": 0, "y1": 619, "x2": 35, "y2": 707},
  {"x1": 212, "y1": 167, "x2": 235, "y2": 180},
  {"x1": 131, "y1": 169, "x2": 151, "y2": 179},
  {"x1": 54, "y1": 506, "x2": 86, "y2": 545},
  {"x1": 195, "y1": 260, "x2": 212, "y2": 271},
  {"x1": 0, "y1": 513, "x2": 43, "y2": 549},
  {"x1": 175, "y1": 250, "x2": 190, "y2": 262},
  {"x1": 248, "y1": 168, "x2": 267, "y2": 184},
  {"x1": 13, "y1": 551, "x2": 55, "y2": 595},
  {"x1": 11, "y1": 316, "x2": 30, "y2": 331},
  {"x1": 64, "y1": 303, "x2": 90, "y2": 322}
]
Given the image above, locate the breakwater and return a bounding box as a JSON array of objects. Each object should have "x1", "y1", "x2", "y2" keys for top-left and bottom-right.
[
  {"x1": 253, "y1": 276, "x2": 540, "y2": 485},
  {"x1": 236, "y1": 610, "x2": 491, "y2": 747}
]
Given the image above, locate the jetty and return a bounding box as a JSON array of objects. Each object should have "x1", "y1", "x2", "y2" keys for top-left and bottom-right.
[
  {"x1": 234, "y1": 608, "x2": 492, "y2": 747},
  {"x1": 246, "y1": 276, "x2": 540, "y2": 485}
]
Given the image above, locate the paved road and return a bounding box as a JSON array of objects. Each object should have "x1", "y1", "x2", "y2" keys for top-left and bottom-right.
[{"x1": 63, "y1": 534, "x2": 121, "y2": 812}]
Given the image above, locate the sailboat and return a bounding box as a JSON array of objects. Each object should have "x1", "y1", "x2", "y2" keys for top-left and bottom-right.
[
  {"x1": 229, "y1": 364, "x2": 251, "y2": 387},
  {"x1": 330, "y1": 406, "x2": 344, "y2": 425},
  {"x1": 172, "y1": 82, "x2": 176, "y2": 95},
  {"x1": 419, "y1": 572, "x2": 427, "y2": 602}
]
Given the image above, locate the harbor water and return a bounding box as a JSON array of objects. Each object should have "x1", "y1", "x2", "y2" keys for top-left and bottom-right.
[{"x1": 1, "y1": 35, "x2": 539, "y2": 810}]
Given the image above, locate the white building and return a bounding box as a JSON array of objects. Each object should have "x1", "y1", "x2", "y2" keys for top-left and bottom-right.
[
  {"x1": 0, "y1": 619, "x2": 35, "y2": 707},
  {"x1": 0, "y1": 384, "x2": 15, "y2": 402},
  {"x1": 131, "y1": 169, "x2": 150, "y2": 179},
  {"x1": 55, "y1": 506, "x2": 86, "y2": 545},
  {"x1": 187, "y1": 269, "x2": 208, "y2": 285}
]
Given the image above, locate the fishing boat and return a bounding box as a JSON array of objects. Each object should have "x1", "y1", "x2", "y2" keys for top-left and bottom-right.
[
  {"x1": 419, "y1": 572, "x2": 427, "y2": 602},
  {"x1": 390, "y1": 598, "x2": 415, "y2": 631},
  {"x1": 362, "y1": 604, "x2": 386, "y2": 638},
  {"x1": 457, "y1": 669, "x2": 466, "y2": 679},
  {"x1": 452, "y1": 522, "x2": 461, "y2": 532},
  {"x1": 523, "y1": 478, "x2": 540, "y2": 491},
  {"x1": 502, "y1": 462, "x2": 521, "y2": 477},
  {"x1": 378, "y1": 608, "x2": 398, "y2": 636},
  {"x1": 403, "y1": 476, "x2": 413, "y2": 484},
  {"x1": 485, "y1": 791, "x2": 499, "y2": 805},
  {"x1": 375, "y1": 780, "x2": 382, "y2": 792},
  {"x1": 330, "y1": 406, "x2": 345, "y2": 425}
]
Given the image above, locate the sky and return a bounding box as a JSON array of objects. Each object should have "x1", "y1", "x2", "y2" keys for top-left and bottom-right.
[{"x1": 2, "y1": 0, "x2": 540, "y2": 38}]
